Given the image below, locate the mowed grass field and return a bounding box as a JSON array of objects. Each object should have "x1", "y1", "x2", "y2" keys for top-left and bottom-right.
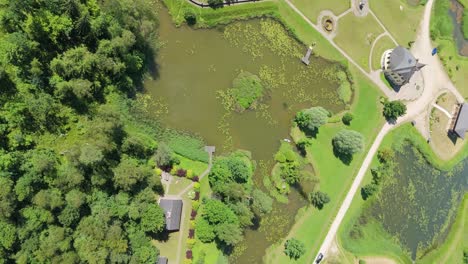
[
  {"x1": 371, "y1": 0, "x2": 425, "y2": 46},
  {"x1": 334, "y1": 13, "x2": 385, "y2": 71},
  {"x1": 371, "y1": 35, "x2": 395, "y2": 71},
  {"x1": 264, "y1": 65, "x2": 385, "y2": 264},
  {"x1": 289, "y1": 0, "x2": 350, "y2": 23}
]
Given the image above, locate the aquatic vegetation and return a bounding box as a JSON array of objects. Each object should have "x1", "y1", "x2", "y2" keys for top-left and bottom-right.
[
  {"x1": 260, "y1": 19, "x2": 302, "y2": 58},
  {"x1": 366, "y1": 145, "x2": 468, "y2": 259},
  {"x1": 258, "y1": 64, "x2": 287, "y2": 90},
  {"x1": 165, "y1": 132, "x2": 209, "y2": 162},
  {"x1": 231, "y1": 71, "x2": 265, "y2": 110}
]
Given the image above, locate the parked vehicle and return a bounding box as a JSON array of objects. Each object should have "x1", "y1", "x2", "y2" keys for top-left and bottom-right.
[{"x1": 315, "y1": 253, "x2": 324, "y2": 263}]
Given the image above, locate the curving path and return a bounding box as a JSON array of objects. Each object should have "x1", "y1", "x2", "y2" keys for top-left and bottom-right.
[
  {"x1": 368, "y1": 32, "x2": 390, "y2": 72},
  {"x1": 314, "y1": 0, "x2": 465, "y2": 262},
  {"x1": 282, "y1": 0, "x2": 396, "y2": 99},
  {"x1": 174, "y1": 146, "x2": 215, "y2": 264},
  {"x1": 433, "y1": 103, "x2": 453, "y2": 119}
]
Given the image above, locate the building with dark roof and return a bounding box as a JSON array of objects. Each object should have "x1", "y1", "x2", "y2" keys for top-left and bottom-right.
[
  {"x1": 381, "y1": 46, "x2": 425, "y2": 86},
  {"x1": 159, "y1": 199, "x2": 183, "y2": 231},
  {"x1": 453, "y1": 103, "x2": 468, "y2": 139},
  {"x1": 156, "y1": 256, "x2": 168, "y2": 264}
]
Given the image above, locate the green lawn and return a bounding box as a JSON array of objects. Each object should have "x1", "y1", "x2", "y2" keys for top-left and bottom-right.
[
  {"x1": 176, "y1": 154, "x2": 208, "y2": 176},
  {"x1": 154, "y1": 196, "x2": 193, "y2": 263},
  {"x1": 371, "y1": 35, "x2": 395, "y2": 71},
  {"x1": 167, "y1": 177, "x2": 192, "y2": 196},
  {"x1": 371, "y1": 0, "x2": 424, "y2": 46},
  {"x1": 334, "y1": 13, "x2": 385, "y2": 71},
  {"x1": 276, "y1": 0, "x2": 346, "y2": 62},
  {"x1": 264, "y1": 65, "x2": 385, "y2": 264},
  {"x1": 289, "y1": 0, "x2": 350, "y2": 23}
]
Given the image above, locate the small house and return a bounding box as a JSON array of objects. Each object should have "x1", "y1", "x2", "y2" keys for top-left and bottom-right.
[
  {"x1": 452, "y1": 103, "x2": 468, "y2": 139},
  {"x1": 159, "y1": 199, "x2": 183, "y2": 231}
]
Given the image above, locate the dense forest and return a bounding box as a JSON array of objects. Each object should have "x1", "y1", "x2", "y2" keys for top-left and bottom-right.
[{"x1": 0, "y1": 0, "x2": 169, "y2": 263}]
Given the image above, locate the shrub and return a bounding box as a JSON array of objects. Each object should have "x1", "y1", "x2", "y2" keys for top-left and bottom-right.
[
  {"x1": 296, "y1": 138, "x2": 313, "y2": 154},
  {"x1": 377, "y1": 148, "x2": 394, "y2": 163},
  {"x1": 186, "y1": 169, "x2": 194, "y2": 179},
  {"x1": 192, "y1": 200, "x2": 200, "y2": 211},
  {"x1": 338, "y1": 81, "x2": 352, "y2": 104},
  {"x1": 332, "y1": 129, "x2": 364, "y2": 157},
  {"x1": 186, "y1": 250, "x2": 193, "y2": 259},
  {"x1": 187, "y1": 238, "x2": 196, "y2": 248},
  {"x1": 383, "y1": 100, "x2": 406, "y2": 120},
  {"x1": 176, "y1": 169, "x2": 187, "y2": 177},
  {"x1": 342, "y1": 112, "x2": 353, "y2": 125},
  {"x1": 193, "y1": 182, "x2": 201, "y2": 191},
  {"x1": 189, "y1": 220, "x2": 195, "y2": 229},
  {"x1": 184, "y1": 9, "x2": 197, "y2": 26},
  {"x1": 193, "y1": 176, "x2": 199, "y2": 182},
  {"x1": 349, "y1": 224, "x2": 363, "y2": 240},
  {"x1": 191, "y1": 210, "x2": 197, "y2": 220},
  {"x1": 208, "y1": 0, "x2": 223, "y2": 8},
  {"x1": 309, "y1": 191, "x2": 330, "y2": 209},
  {"x1": 154, "y1": 168, "x2": 162, "y2": 176},
  {"x1": 194, "y1": 192, "x2": 200, "y2": 201},
  {"x1": 361, "y1": 183, "x2": 378, "y2": 200},
  {"x1": 231, "y1": 71, "x2": 264, "y2": 110},
  {"x1": 284, "y1": 238, "x2": 305, "y2": 260}
]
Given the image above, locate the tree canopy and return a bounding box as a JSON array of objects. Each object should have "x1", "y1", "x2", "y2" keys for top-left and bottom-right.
[
  {"x1": 0, "y1": 0, "x2": 165, "y2": 262},
  {"x1": 332, "y1": 129, "x2": 365, "y2": 157},
  {"x1": 383, "y1": 100, "x2": 407, "y2": 120},
  {"x1": 284, "y1": 238, "x2": 305, "y2": 260},
  {"x1": 295, "y1": 106, "x2": 329, "y2": 132}
]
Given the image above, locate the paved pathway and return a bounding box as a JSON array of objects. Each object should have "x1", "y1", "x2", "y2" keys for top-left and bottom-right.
[
  {"x1": 368, "y1": 32, "x2": 390, "y2": 72},
  {"x1": 283, "y1": 0, "x2": 396, "y2": 99},
  {"x1": 433, "y1": 103, "x2": 453, "y2": 118},
  {"x1": 314, "y1": 0, "x2": 465, "y2": 262},
  {"x1": 170, "y1": 146, "x2": 214, "y2": 264},
  {"x1": 313, "y1": 123, "x2": 393, "y2": 262}
]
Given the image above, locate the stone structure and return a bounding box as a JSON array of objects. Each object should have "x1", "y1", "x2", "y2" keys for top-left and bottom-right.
[{"x1": 381, "y1": 46, "x2": 425, "y2": 86}]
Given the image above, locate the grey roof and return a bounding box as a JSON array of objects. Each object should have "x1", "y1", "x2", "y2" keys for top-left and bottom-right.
[
  {"x1": 454, "y1": 103, "x2": 468, "y2": 139},
  {"x1": 157, "y1": 256, "x2": 168, "y2": 264},
  {"x1": 159, "y1": 199, "x2": 183, "y2": 231},
  {"x1": 388, "y1": 46, "x2": 425, "y2": 83}
]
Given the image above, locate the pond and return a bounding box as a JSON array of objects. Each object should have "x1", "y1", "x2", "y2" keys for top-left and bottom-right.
[
  {"x1": 448, "y1": 0, "x2": 468, "y2": 56},
  {"x1": 146, "y1": 9, "x2": 349, "y2": 263},
  {"x1": 371, "y1": 144, "x2": 468, "y2": 259}
]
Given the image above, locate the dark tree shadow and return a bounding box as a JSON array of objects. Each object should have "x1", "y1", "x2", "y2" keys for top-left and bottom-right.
[
  {"x1": 332, "y1": 146, "x2": 353, "y2": 165},
  {"x1": 153, "y1": 229, "x2": 171, "y2": 242},
  {"x1": 299, "y1": 126, "x2": 319, "y2": 138},
  {"x1": 250, "y1": 216, "x2": 261, "y2": 231},
  {"x1": 291, "y1": 182, "x2": 309, "y2": 200}
]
